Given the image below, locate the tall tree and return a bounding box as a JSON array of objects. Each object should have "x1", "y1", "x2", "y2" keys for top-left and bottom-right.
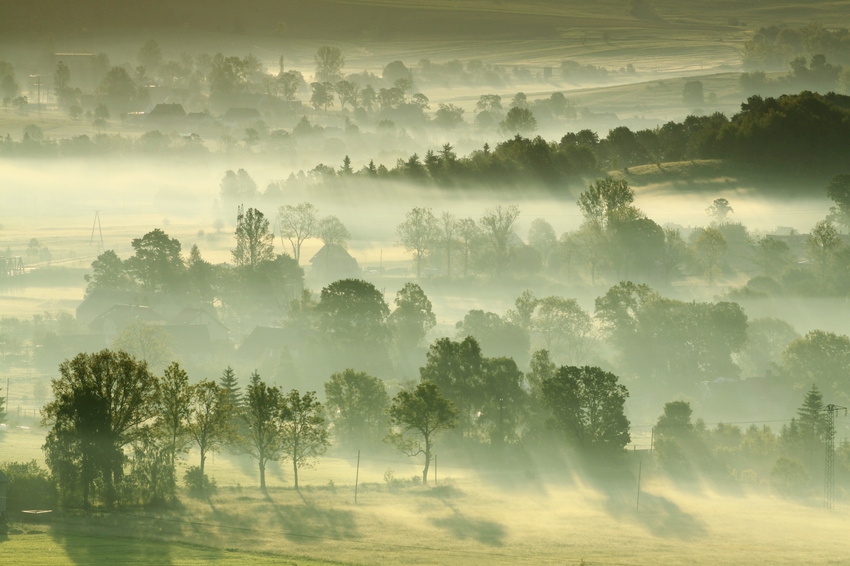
[
  {"x1": 693, "y1": 226, "x2": 727, "y2": 285},
  {"x1": 241, "y1": 373, "x2": 287, "y2": 490},
  {"x1": 125, "y1": 229, "x2": 185, "y2": 293},
  {"x1": 156, "y1": 362, "x2": 192, "y2": 486},
  {"x1": 479, "y1": 357, "x2": 526, "y2": 448},
  {"x1": 457, "y1": 218, "x2": 480, "y2": 278},
  {"x1": 314, "y1": 46, "x2": 345, "y2": 83},
  {"x1": 438, "y1": 211, "x2": 458, "y2": 278},
  {"x1": 533, "y1": 296, "x2": 595, "y2": 365},
  {"x1": 218, "y1": 366, "x2": 242, "y2": 410},
  {"x1": 827, "y1": 174, "x2": 850, "y2": 231},
  {"x1": 186, "y1": 380, "x2": 234, "y2": 494},
  {"x1": 387, "y1": 382, "x2": 458, "y2": 483},
  {"x1": 233, "y1": 206, "x2": 275, "y2": 270},
  {"x1": 388, "y1": 283, "x2": 436, "y2": 352},
  {"x1": 397, "y1": 207, "x2": 439, "y2": 278},
  {"x1": 479, "y1": 205, "x2": 520, "y2": 275},
  {"x1": 277, "y1": 202, "x2": 317, "y2": 262},
  {"x1": 281, "y1": 390, "x2": 330, "y2": 490},
  {"x1": 85, "y1": 250, "x2": 133, "y2": 295},
  {"x1": 419, "y1": 336, "x2": 484, "y2": 438},
  {"x1": 43, "y1": 350, "x2": 158, "y2": 507},
  {"x1": 807, "y1": 219, "x2": 842, "y2": 288},
  {"x1": 541, "y1": 365, "x2": 630, "y2": 452},
  {"x1": 324, "y1": 369, "x2": 390, "y2": 448},
  {"x1": 317, "y1": 215, "x2": 351, "y2": 248}
]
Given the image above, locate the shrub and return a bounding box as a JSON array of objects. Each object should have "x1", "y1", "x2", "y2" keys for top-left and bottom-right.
[
  {"x1": 1, "y1": 460, "x2": 56, "y2": 512},
  {"x1": 184, "y1": 466, "x2": 217, "y2": 497}
]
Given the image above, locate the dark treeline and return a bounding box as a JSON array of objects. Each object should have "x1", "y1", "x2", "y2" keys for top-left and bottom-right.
[{"x1": 4, "y1": 90, "x2": 850, "y2": 185}]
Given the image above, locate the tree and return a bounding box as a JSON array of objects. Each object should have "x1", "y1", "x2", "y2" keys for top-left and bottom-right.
[
  {"x1": 682, "y1": 81, "x2": 704, "y2": 106},
  {"x1": 125, "y1": 229, "x2": 185, "y2": 292},
  {"x1": 577, "y1": 177, "x2": 636, "y2": 228},
  {"x1": 186, "y1": 380, "x2": 234, "y2": 495},
  {"x1": 112, "y1": 321, "x2": 173, "y2": 373},
  {"x1": 528, "y1": 218, "x2": 558, "y2": 266},
  {"x1": 278, "y1": 202, "x2": 317, "y2": 263},
  {"x1": 387, "y1": 382, "x2": 458, "y2": 483},
  {"x1": 420, "y1": 336, "x2": 484, "y2": 438},
  {"x1": 753, "y1": 237, "x2": 794, "y2": 277},
  {"x1": 54, "y1": 61, "x2": 73, "y2": 107},
  {"x1": 241, "y1": 373, "x2": 287, "y2": 490},
  {"x1": 388, "y1": 282, "x2": 436, "y2": 352},
  {"x1": 456, "y1": 310, "x2": 530, "y2": 366},
  {"x1": 317, "y1": 215, "x2": 351, "y2": 248},
  {"x1": 807, "y1": 219, "x2": 842, "y2": 287},
  {"x1": 438, "y1": 211, "x2": 457, "y2": 278},
  {"x1": 479, "y1": 205, "x2": 520, "y2": 274},
  {"x1": 434, "y1": 103, "x2": 465, "y2": 130},
  {"x1": 797, "y1": 384, "x2": 828, "y2": 449},
  {"x1": 706, "y1": 198, "x2": 734, "y2": 223},
  {"x1": 660, "y1": 227, "x2": 687, "y2": 284},
  {"x1": 334, "y1": 80, "x2": 358, "y2": 110},
  {"x1": 156, "y1": 362, "x2": 192, "y2": 488},
  {"x1": 476, "y1": 94, "x2": 502, "y2": 113},
  {"x1": 324, "y1": 369, "x2": 390, "y2": 448},
  {"x1": 310, "y1": 82, "x2": 335, "y2": 111},
  {"x1": 655, "y1": 401, "x2": 694, "y2": 438},
  {"x1": 281, "y1": 390, "x2": 329, "y2": 490},
  {"x1": 479, "y1": 357, "x2": 526, "y2": 447},
  {"x1": 499, "y1": 107, "x2": 537, "y2": 135},
  {"x1": 232, "y1": 206, "x2": 275, "y2": 270},
  {"x1": 397, "y1": 207, "x2": 439, "y2": 277},
  {"x1": 98, "y1": 66, "x2": 143, "y2": 112},
  {"x1": 541, "y1": 365, "x2": 630, "y2": 451},
  {"x1": 85, "y1": 250, "x2": 133, "y2": 295},
  {"x1": 316, "y1": 279, "x2": 390, "y2": 368},
  {"x1": 741, "y1": 317, "x2": 799, "y2": 377},
  {"x1": 782, "y1": 330, "x2": 850, "y2": 399},
  {"x1": 220, "y1": 169, "x2": 258, "y2": 202},
  {"x1": 43, "y1": 350, "x2": 158, "y2": 507},
  {"x1": 218, "y1": 366, "x2": 242, "y2": 410},
  {"x1": 694, "y1": 226, "x2": 727, "y2": 285},
  {"x1": 314, "y1": 46, "x2": 345, "y2": 83},
  {"x1": 827, "y1": 174, "x2": 850, "y2": 231},
  {"x1": 533, "y1": 296, "x2": 595, "y2": 365},
  {"x1": 457, "y1": 218, "x2": 480, "y2": 278},
  {"x1": 138, "y1": 40, "x2": 163, "y2": 72}
]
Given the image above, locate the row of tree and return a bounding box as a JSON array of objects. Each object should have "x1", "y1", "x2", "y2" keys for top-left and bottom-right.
[{"x1": 40, "y1": 340, "x2": 633, "y2": 507}]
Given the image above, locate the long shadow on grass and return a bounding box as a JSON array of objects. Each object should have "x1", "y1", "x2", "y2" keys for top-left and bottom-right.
[
  {"x1": 263, "y1": 491, "x2": 359, "y2": 543},
  {"x1": 423, "y1": 493, "x2": 506, "y2": 547},
  {"x1": 49, "y1": 517, "x2": 175, "y2": 565},
  {"x1": 603, "y1": 492, "x2": 707, "y2": 540}
]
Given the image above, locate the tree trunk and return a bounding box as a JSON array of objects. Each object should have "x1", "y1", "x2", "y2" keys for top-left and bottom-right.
[
  {"x1": 199, "y1": 448, "x2": 206, "y2": 495},
  {"x1": 422, "y1": 436, "x2": 431, "y2": 484},
  {"x1": 293, "y1": 458, "x2": 299, "y2": 490},
  {"x1": 259, "y1": 458, "x2": 266, "y2": 491}
]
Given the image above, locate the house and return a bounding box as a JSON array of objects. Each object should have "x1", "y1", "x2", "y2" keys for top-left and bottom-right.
[
  {"x1": 76, "y1": 289, "x2": 152, "y2": 324},
  {"x1": 223, "y1": 107, "x2": 261, "y2": 124},
  {"x1": 169, "y1": 307, "x2": 230, "y2": 343},
  {"x1": 88, "y1": 305, "x2": 167, "y2": 340},
  {"x1": 238, "y1": 326, "x2": 305, "y2": 362},
  {"x1": 309, "y1": 244, "x2": 360, "y2": 281},
  {"x1": 161, "y1": 324, "x2": 214, "y2": 361},
  {"x1": 147, "y1": 103, "x2": 186, "y2": 121}
]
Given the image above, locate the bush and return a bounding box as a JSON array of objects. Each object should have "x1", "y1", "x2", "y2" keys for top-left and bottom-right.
[
  {"x1": 1, "y1": 460, "x2": 56, "y2": 512},
  {"x1": 183, "y1": 466, "x2": 217, "y2": 497},
  {"x1": 770, "y1": 457, "x2": 810, "y2": 495}
]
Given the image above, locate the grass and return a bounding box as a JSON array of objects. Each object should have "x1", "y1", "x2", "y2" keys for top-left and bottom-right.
[{"x1": 0, "y1": 527, "x2": 340, "y2": 565}]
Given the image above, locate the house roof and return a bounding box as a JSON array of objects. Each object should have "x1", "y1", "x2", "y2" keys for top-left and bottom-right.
[
  {"x1": 169, "y1": 307, "x2": 229, "y2": 332},
  {"x1": 149, "y1": 103, "x2": 186, "y2": 117},
  {"x1": 88, "y1": 304, "x2": 167, "y2": 332},
  {"x1": 310, "y1": 243, "x2": 356, "y2": 263},
  {"x1": 161, "y1": 324, "x2": 212, "y2": 353},
  {"x1": 237, "y1": 326, "x2": 297, "y2": 359},
  {"x1": 77, "y1": 289, "x2": 152, "y2": 321}
]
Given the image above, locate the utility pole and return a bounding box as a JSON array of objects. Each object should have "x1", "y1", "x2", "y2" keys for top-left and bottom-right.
[
  {"x1": 354, "y1": 449, "x2": 360, "y2": 504},
  {"x1": 821, "y1": 404, "x2": 847, "y2": 510},
  {"x1": 90, "y1": 210, "x2": 104, "y2": 250}
]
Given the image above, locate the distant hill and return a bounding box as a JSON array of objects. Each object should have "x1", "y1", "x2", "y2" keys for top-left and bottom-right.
[{"x1": 4, "y1": 0, "x2": 849, "y2": 40}]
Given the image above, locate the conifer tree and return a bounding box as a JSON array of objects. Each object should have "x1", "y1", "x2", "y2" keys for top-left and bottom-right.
[
  {"x1": 797, "y1": 384, "x2": 828, "y2": 442},
  {"x1": 219, "y1": 366, "x2": 242, "y2": 409}
]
